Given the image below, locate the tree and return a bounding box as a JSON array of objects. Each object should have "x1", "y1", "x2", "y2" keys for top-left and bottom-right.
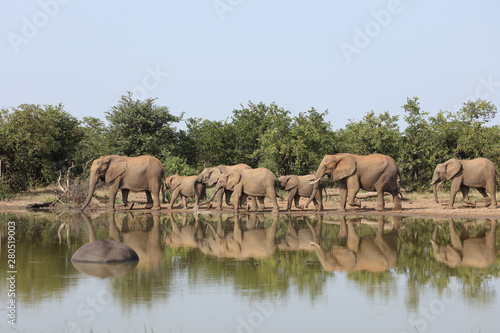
[
  {"x1": 185, "y1": 118, "x2": 236, "y2": 168},
  {"x1": 399, "y1": 97, "x2": 437, "y2": 191},
  {"x1": 230, "y1": 102, "x2": 275, "y2": 167},
  {"x1": 106, "y1": 92, "x2": 183, "y2": 157},
  {"x1": 0, "y1": 104, "x2": 83, "y2": 191},
  {"x1": 250, "y1": 104, "x2": 293, "y2": 175},
  {"x1": 288, "y1": 108, "x2": 336, "y2": 175},
  {"x1": 337, "y1": 110, "x2": 401, "y2": 157},
  {"x1": 76, "y1": 116, "x2": 109, "y2": 163},
  {"x1": 452, "y1": 99, "x2": 498, "y2": 159}
]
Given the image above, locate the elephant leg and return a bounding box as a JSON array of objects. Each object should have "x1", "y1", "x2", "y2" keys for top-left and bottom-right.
[
  {"x1": 266, "y1": 190, "x2": 279, "y2": 213},
  {"x1": 182, "y1": 195, "x2": 189, "y2": 209},
  {"x1": 108, "y1": 182, "x2": 120, "y2": 210},
  {"x1": 287, "y1": 188, "x2": 298, "y2": 210},
  {"x1": 346, "y1": 177, "x2": 361, "y2": 209},
  {"x1": 314, "y1": 189, "x2": 323, "y2": 211},
  {"x1": 257, "y1": 197, "x2": 265, "y2": 212},
  {"x1": 460, "y1": 186, "x2": 476, "y2": 207},
  {"x1": 484, "y1": 182, "x2": 497, "y2": 209},
  {"x1": 170, "y1": 188, "x2": 181, "y2": 209},
  {"x1": 224, "y1": 189, "x2": 234, "y2": 208},
  {"x1": 248, "y1": 196, "x2": 259, "y2": 211},
  {"x1": 151, "y1": 182, "x2": 162, "y2": 211},
  {"x1": 121, "y1": 189, "x2": 134, "y2": 209},
  {"x1": 476, "y1": 188, "x2": 491, "y2": 207},
  {"x1": 447, "y1": 179, "x2": 461, "y2": 208},
  {"x1": 390, "y1": 189, "x2": 402, "y2": 211},
  {"x1": 240, "y1": 193, "x2": 250, "y2": 211},
  {"x1": 339, "y1": 180, "x2": 348, "y2": 211},
  {"x1": 312, "y1": 198, "x2": 320, "y2": 211},
  {"x1": 232, "y1": 190, "x2": 242, "y2": 212},
  {"x1": 284, "y1": 192, "x2": 293, "y2": 211},
  {"x1": 144, "y1": 190, "x2": 154, "y2": 209},
  {"x1": 376, "y1": 190, "x2": 385, "y2": 211}
]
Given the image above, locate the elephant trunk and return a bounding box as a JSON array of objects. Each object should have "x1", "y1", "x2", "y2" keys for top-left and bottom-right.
[
  {"x1": 200, "y1": 185, "x2": 221, "y2": 205},
  {"x1": 311, "y1": 166, "x2": 326, "y2": 184},
  {"x1": 81, "y1": 173, "x2": 97, "y2": 211},
  {"x1": 433, "y1": 183, "x2": 439, "y2": 203}
]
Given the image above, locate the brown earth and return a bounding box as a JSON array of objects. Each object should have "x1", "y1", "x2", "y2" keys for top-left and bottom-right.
[{"x1": 1, "y1": 186, "x2": 500, "y2": 219}]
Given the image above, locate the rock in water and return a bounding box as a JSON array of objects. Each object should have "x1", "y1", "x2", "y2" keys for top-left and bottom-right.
[{"x1": 71, "y1": 239, "x2": 139, "y2": 263}]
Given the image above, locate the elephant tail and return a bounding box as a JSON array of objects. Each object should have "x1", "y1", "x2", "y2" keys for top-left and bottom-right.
[
  {"x1": 161, "y1": 181, "x2": 169, "y2": 204},
  {"x1": 396, "y1": 171, "x2": 406, "y2": 200}
]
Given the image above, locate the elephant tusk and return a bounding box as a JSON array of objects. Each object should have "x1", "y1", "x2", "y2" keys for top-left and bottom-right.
[{"x1": 309, "y1": 178, "x2": 321, "y2": 185}]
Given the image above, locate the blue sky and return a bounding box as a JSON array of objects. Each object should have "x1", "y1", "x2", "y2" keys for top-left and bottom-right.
[{"x1": 2, "y1": 0, "x2": 500, "y2": 130}]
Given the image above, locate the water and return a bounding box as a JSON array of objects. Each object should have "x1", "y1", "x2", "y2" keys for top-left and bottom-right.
[{"x1": 0, "y1": 211, "x2": 498, "y2": 332}]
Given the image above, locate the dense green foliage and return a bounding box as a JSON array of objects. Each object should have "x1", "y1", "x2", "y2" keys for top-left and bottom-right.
[{"x1": 0, "y1": 93, "x2": 498, "y2": 193}]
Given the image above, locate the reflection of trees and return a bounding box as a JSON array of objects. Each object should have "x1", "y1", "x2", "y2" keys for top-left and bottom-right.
[{"x1": 0, "y1": 212, "x2": 84, "y2": 304}]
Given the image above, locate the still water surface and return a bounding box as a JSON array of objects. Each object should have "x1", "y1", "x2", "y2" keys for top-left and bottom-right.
[{"x1": 0, "y1": 211, "x2": 499, "y2": 332}]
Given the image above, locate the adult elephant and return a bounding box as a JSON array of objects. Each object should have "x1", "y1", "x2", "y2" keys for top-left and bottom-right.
[
  {"x1": 431, "y1": 158, "x2": 499, "y2": 209},
  {"x1": 164, "y1": 174, "x2": 206, "y2": 209},
  {"x1": 81, "y1": 155, "x2": 164, "y2": 211},
  {"x1": 431, "y1": 219, "x2": 497, "y2": 268},
  {"x1": 311, "y1": 153, "x2": 402, "y2": 211},
  {"x1": 206, "y1": 168, "x2": 280, "y2": 212},
  {"x1": 194, "y1": 164, "x2": 255, "y2": 210},
  {"x1": 277, "y1": 175, "x2": 325, "y2": 211}
]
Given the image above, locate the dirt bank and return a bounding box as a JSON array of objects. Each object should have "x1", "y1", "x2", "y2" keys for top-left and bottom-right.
[{"x1": 1, "y1": 187, "x2": 500, "y2": 219}]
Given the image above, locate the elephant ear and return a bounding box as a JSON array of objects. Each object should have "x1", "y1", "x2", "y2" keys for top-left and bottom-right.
[
  {"x1": 169, "y1": 175, "x2": 182, "y2": 190},
  {"x1": 445, "y1": 159, "x2": 462, "y2": 180},
  {"x1": 105, "y1": 156, "x2": 127, "y2": 183},
  {"x1": 284, "y1": 176, "x2": 299, "y2": 191},
  {"x1": 226, "y1": 171, "x2": 241, "y2": 190},
  {"x1": 331, "y1": 155, "x2": 356, "y2": 180},
  {"x1": 208, "y1": 168, "x2": 222, "y2": 186}
]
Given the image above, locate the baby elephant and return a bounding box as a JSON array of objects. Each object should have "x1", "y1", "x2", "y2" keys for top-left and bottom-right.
[
  {"x1": 164, "y1": 175, "x2": 206, "y2": 209},
  {"x1": 278, "y1": 174, "x2": 324, "y2": 211}
]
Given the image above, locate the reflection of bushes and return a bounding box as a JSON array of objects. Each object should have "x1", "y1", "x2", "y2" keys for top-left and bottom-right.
[{"x1": 0, "y1": 212, "x2": 85, "y2": 304}]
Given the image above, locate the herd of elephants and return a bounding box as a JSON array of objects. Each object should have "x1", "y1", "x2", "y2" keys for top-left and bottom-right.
[
  {"x1": 71, "y1": 152, "x2": 499, "y2": 271},
  {"x1": 79, "y1": 153, "x2": 500, "y2": 213}
]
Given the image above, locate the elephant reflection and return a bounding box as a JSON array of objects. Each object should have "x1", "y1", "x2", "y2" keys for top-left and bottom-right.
[
  {"x1": 108, "y1": 212, "x2": 164, "y2": 271},
  {"x1": 278, "y1": 215, "x2": 322, "y2": 252},
  {"x1": 164, "y1": 213, "x2": 205, "y2": 249},
  {"x1": 431, "y1": 219, "x2": 497, "y2": 268},
  {"x1": 198, "y1": 214, "x2": 278, "y2": 260},
  {"x1": 311, "y1": 215, "x2": 401, "y2": 272}
]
